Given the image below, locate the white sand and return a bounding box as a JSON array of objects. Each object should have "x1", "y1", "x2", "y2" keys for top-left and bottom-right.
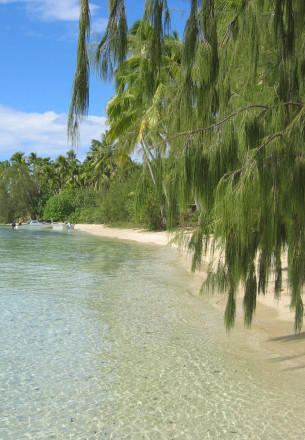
[
  {"x1": 74, "y1": 224, "x2": 305, "y2": 369},
  {"x1": 74, "y1": 224, "x2": 173, "y2": 246}
]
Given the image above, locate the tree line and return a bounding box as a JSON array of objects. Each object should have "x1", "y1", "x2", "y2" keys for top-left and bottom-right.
[{"x1": 0, "y1": 138, "x2": 195, "y2": 229}]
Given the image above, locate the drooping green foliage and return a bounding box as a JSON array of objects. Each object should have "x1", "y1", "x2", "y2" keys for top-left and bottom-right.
[
  {"x1": 93, "y1": 0, "x2": 127, "y2": 81},
  {"x1": 69, "y1": 0, "x2": 305, "y2": 332},
  {"x1": 68, "y1": 0, "x2": 91, "y2": 145}
]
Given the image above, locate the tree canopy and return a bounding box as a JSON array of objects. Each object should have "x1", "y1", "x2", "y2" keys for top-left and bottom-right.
[
  {"x1": 69, "y1": 1, "x2": 305, "y2": 332},
  {"x1": 0, "y1": 148, "x2": 143, "y2": 226}
]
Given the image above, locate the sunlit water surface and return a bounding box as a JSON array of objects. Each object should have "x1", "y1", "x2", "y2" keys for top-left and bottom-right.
[{"x1": 0, "y1": 226, "x2": 304, "y2": 439}]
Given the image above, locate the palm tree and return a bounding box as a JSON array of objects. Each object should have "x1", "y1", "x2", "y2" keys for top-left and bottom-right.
[
  {"x1": 78, "y1": 159, "x2": 94, "y2": 190},
  {"x1": 26, "y1": 152, "x2": 38, "y2": 171},
  {"x1": 66, "y1": 149, "x2": 79, "y2": 164},
  {"x1": 85, "y1": 134, "x2": 122, "y2": 190},
  {"x1": 10, "y1": 151, "x2": 26, "y2": 165},
  {"x1": 105, "y1": 21, "x2": 182, "y2": 223},
  {"x1": 54, "y1": 155, "x2": 69, "y2": 191},
  {"x1": 0, "y1": 160, "x2": 10, "y2": 174},
  {"x1": 65, "y1": 149, "x2": 80, "y2": 187}
]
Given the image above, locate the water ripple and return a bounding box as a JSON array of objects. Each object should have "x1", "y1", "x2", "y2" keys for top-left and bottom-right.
[{"x1": 0, "y1": 227, "x2": 304, "y2": 439}]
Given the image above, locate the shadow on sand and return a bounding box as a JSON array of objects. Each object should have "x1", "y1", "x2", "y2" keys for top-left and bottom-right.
[
  {"x1": 268, "y1": 331, "x2": 305, "y2": 343},
  {"x1": 267, "y1": 331, "x2": 305, "y2": 371}
]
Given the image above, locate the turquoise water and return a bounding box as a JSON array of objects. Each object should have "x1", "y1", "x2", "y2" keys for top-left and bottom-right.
[{"x1": 0, "y1": 226, "x2": 304, "y2": 439}]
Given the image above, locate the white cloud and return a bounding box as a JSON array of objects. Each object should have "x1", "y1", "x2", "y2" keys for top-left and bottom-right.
[
  {"x1": 0, "y1": 105, "x2": 107, "y2": 162},
  {"x1": 32, "y1": 0, "x2": 82, "y2": 21},
  {"x1": 0, "y1": 0, "x2": 100, "y2": 22},
  {"x1": 30, "y1": 0, "x2": 100, "y2": 22}
]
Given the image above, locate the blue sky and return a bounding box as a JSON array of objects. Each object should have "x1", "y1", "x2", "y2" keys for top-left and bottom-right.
[{"x1": 0, "y1": 0, "x2": 188, "y2": 162}]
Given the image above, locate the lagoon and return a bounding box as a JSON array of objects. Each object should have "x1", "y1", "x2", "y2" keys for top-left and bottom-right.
[{"x1": 0, "y1": 226, "x2": 304, "y2": 439}]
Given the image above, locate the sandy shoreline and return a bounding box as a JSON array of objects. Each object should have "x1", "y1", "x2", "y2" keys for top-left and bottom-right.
[{"x1": 74, "y1": 224, "x2": 305, "y2": 371}]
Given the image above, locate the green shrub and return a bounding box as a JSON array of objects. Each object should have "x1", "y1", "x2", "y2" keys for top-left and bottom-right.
[
  {"x1": 99, "y1": 181, "x2": 133, "y2": 222},
  {"x1": 69, "y1": 206, "x2": 104, "y2": 224},
  {"x1": 134, "y1": 187, "x2": 164, "y2": 231},
  {"x1": 43, "y1": 188, "x2": 97, "y2": 222}
]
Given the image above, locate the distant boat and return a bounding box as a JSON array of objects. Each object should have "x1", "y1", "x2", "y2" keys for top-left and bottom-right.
[{"x1": 14, "y1": 219, "x2": 52, "y2": 230}]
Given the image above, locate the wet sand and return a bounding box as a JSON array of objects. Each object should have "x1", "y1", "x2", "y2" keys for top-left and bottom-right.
[{"x1": 74, "y1": 224, "x2": 305, "y2": 373}]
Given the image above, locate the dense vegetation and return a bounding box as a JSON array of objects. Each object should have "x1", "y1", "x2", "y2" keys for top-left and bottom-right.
[
  {"x1": 0, "y1": 144, "x2": 167, "y2": 226},
  {"x1": 67, "y1": 0, "x2": 305, "y2": 332}
]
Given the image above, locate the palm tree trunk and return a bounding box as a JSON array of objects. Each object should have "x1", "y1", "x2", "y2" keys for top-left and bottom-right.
[
  {"x1": 141, "y1": 141, "x2": 157, "y2": 187},
  {"x1": 141, "y1": 141, "x2": 166, "y2": 225},
  {"x1": 109, "y1": 158, "x2": 122, "y2": 184}
]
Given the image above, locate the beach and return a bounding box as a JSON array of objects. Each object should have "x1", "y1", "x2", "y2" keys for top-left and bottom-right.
[{"x1": 74, "y1": 224, "x2": 305, "y2": 372}]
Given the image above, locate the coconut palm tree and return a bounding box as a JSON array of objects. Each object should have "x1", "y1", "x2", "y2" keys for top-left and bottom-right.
[
  {"x1": 65, "y1": 149, "x2": 81, "y2": 187},
  {"x1": 26, "y1": 152, "x2": 38, "y2": 171},
  {"x1": 10, "y1": 151, "x2": 26, "y2": 165},
  {"x1": 105, "y1": 21, "x2": 182, "y2": 223},
  {"x1": 54, "y1": 155, "x2": 69, "y2": 191},
  {"x1": 89, "y1": 134, "x2": 123, "y2": 189}
]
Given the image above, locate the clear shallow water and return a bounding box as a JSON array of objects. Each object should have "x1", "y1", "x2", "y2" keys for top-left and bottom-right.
[{"x1": 0, "y1": 226, "x2": 304, "y2": 440}]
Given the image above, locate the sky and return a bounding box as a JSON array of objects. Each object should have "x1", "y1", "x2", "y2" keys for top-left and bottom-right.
[{"x1": 0, "y1": 0, "x2": 189, "y2": 163}]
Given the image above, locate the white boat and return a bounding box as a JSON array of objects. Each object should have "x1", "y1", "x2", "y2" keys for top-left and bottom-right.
[{"x1": 14, "y1": 219, "x2": 52, "y2": 230}]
